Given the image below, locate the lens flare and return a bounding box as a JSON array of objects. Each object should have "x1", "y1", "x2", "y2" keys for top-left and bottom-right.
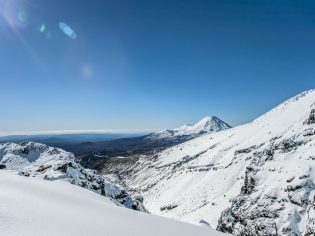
[
  {"x1": 59, "y1": 22, "x2": 77, "y2": 39},
  {"x1": 81, "y1": 64, "x2": 93, "y2": 79},
  {"x1": 0, "y1": 0, "x2": 43, "y2": 68},
  {"x1": 39, "y1": 23, "x2": 45, "y2": 33},
  {"x1": 45, "y1": 31, "x2": 52, "y2": 39},
  {"x1": 18, "y1": 9, "x2": 28, "y2": 22},
  {"x1": 1, "y1": 0, "x2": 30, "y2": 28}
]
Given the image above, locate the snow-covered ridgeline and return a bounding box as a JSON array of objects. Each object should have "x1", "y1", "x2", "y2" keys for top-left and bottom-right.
[
  {"x1": 124, "y1": 89, "x2": 315, "y2": 235},
  {"x1": 0, "y1": 142, "x2": 145, "y2": 211}
]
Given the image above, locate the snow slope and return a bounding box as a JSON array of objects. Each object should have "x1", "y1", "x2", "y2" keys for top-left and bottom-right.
[
  {"x1": 124, "y1": 90, "x2": 315, "y2": 235},
  {"x1": 147, "y1": 116, "x2": 231, "y2": 141},
  {"x1": 0, "y1": 171, "x2": 226, "y2": 236},
  {"x1": 0, "y1": 142, "x2": 145, "y2": 211}
]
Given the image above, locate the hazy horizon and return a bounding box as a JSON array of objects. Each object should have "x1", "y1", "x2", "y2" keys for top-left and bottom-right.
[{"x1": 0, "y1": 128, "x2": 155, "y2": 137}]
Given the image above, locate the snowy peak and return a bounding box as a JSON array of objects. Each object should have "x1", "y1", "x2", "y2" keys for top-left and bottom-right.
[
  {"x1": 149, "y1": 116, "x2": 231, "y2": 140},
  {"x1": 184, "y1": 116, "x2": 232, "y2": 134}
]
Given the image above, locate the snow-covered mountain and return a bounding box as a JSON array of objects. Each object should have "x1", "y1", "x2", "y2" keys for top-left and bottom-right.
[
  {"x1": 0, "y1": 142, "x2": 145, "y2": 211},
  {"x1": 0, "y1": 171, "x2": 226, "y2": 236},
  {"x1": 122, "y1": 90, "x2": 315, "y2": 235},
  {"x1": 147, "y1": 116, "x2": 231, "y2": 141}
]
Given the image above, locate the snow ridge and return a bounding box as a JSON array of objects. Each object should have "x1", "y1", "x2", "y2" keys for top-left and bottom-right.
[{"x1": 122, "y1": 89, "x2": 315, "y2": 235}]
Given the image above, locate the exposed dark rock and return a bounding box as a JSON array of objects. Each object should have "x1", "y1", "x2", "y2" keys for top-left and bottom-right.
[
  {"x1": 217, "y1": 194, "x2": 281, "y2": 236},
  {"x1": 286, "y1": 177, "x2": 295, "y2": 183},
  {"x1": 303, "y1": 128, "x2": 315, "y2": 136},
  {"x1": 160, "y1": 204, "x2": 178, "y2": 211},
  {"x1": 217, "y1": 135, "x2": 315, "y2": 236},
  {"x1": 304, "y1": 109, "x2": 315, "y2": 125},
  {"x1": 19, "y1": 170, "x2": 30, "y2": 177},
  {"x1": 241, "y1": 167, "x2": 256, "y2": 195},
  {"x1": 235, "y1": 144, "x2": 264, "y2": 156},
  {"x1": 285, "y1": 180, "x2": 309, "y2": 192},
  {"x1": 252, "y1": 146, "x2": 274, "y2": 164},
  {"x1": 55, "y1": 163, "x2": 69, "y2": 173},
  {"x1": 36, "y1": 165, "x2": 52, "y2": 172},
  {"x1": 235, "y1": 146, "x2": 256, "y2": 155},
  {"x1": 199, "y1": 219, "x2": 210, "y2": 227},
  {"x1": 305, "y1": 198, "x2": 315, "y2": 235},
  {"x1": 275, "y1": 138, "x2": 303, "y2": 153},
  {"x1": 0, "y1": 164, "x2": 6, "y2": 169}
]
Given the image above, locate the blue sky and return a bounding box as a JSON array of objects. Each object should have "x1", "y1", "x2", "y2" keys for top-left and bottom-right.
[{"x1": 0, "y1": 0, "x2": 315, "y2": 133}]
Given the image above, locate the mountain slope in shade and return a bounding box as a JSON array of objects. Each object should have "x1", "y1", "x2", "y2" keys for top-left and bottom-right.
[
  {"x1": 148, "y1": 116, "x2": 231, "y2": 141},
  {"x1": 0, "y1": 171, "x2": 226, "y2": 236},
  {"x1": 0, "y1": 142, "x2": 145, "y2": 211},
  {"x1": 123, "y1": 90, "x2": 315, "y2": 235}
]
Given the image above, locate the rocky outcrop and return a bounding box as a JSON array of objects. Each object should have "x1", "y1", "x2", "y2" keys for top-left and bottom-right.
[
  {"x1": 0, "y1": 142, "x2": 146, "y2": 212},
  {"x1": 305, "y1": 198, "x2": 315, "y2": 236},
  {"x1": 217, "y1": 195, "x2": 280, "y2": 236},
  {"x1": 217, "y1": 135, "x2": 315, "y2": 236},
  {"x1": 241, "y1": 167, "x2": 256, "y2": 195},
  {"x1": 304, "y1": 109, "x2": 315, "y2": 125}
]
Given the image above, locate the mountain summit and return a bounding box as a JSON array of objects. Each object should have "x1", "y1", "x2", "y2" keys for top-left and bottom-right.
[{"x1": 148, "y1": 116, "x2": 231, "y2": 141}]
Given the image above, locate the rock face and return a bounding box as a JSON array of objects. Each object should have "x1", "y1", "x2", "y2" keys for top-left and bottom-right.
[
  {"x1": 305, "y1": 199, "x2": 315, "y2": 236},
  {"x1": 304, "y1": 109, "x2": 315, "y2": 125},
  {"x1": 216, "y1": 136, "x2": 315, "y2": 235},
  {"x1": 0, "y1": 142, "x2": 146, "y2": 212},
  {"x1": 120, "y1": 89, "x2": 315, "y2": 235}
]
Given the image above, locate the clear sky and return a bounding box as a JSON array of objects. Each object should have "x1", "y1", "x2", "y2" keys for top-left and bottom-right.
[{"x1": 1, "y1": 0, "x2": 315, "y2": 133}]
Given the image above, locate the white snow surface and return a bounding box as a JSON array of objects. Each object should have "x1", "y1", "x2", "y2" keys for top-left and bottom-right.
[
  {"x1": 0, "y1": 170, "x2": 225, "y2": 236},
  {"x1": 148, "y1": 116, "x2": 231, "y2": 140},
  {"x1": 125, "y1": 90, "x2": 315, "y2": 235}
]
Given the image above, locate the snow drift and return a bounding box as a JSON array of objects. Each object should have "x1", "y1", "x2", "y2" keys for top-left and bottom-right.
[{"x1": 0, "y1": 171, "x2": 225, "y2": 236}]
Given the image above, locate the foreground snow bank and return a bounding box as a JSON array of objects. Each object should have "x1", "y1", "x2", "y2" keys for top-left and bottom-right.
[
  {"x1": 0, "y1": 171, "x2": 225, "y2": 236},
  {"x1": 0, "y1": 142, "x2": 145, "y2": 211}
]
